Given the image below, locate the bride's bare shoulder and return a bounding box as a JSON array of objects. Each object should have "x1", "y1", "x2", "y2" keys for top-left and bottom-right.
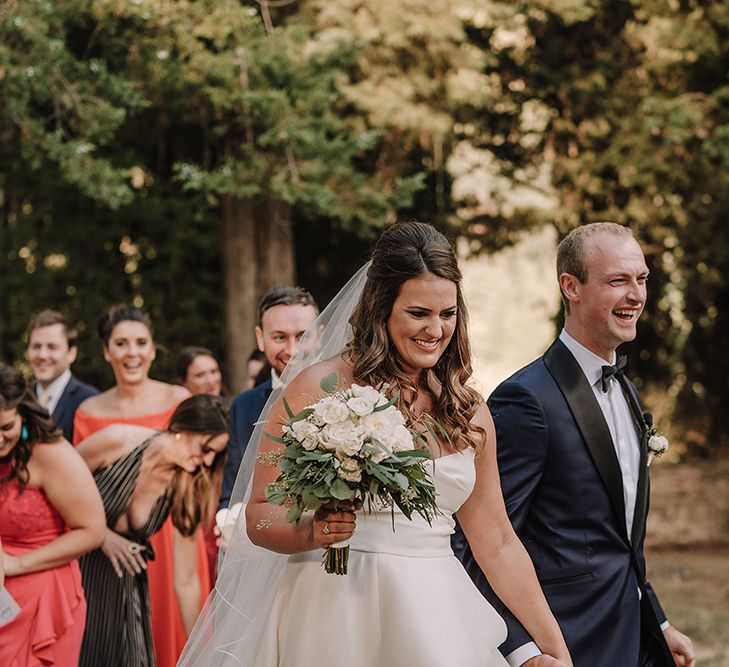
[{"x1": 283, "y1": 356, "x2": 353, "y2": 396}]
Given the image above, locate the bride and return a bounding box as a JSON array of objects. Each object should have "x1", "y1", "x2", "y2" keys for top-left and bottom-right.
[{"x1": 180, "y1": 222, "x2": 571, "y2": 667}]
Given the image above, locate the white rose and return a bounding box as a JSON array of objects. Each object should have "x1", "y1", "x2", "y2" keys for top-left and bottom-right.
[
  {"x1": 370, "y1": 425, "x2": 413, "y2": 455},
  {"x1": 361, "y1": 405, "x2": 405, "y2": 434},
  {"x1": 648, "y1": 434, "x2": 669, "y2": 454},
  {"x1": 290, "y1": 419, "x2": 320, "y2": 451},
  {"x1": 337, "y1": 457, "x2": 362, "y2": 483},
  {"x1": 350, "y1": 383, "x2": 388, "y2": 407},
  {"x1": 389, "y1": 424, "x2": 415, "y2": 451},
  {"x1": 318, "y1": 422, "x2": 366, "y2": 456},
  {"x1": 365, "y1": 433, "x2": 393, "y2": 463},
  {"x1": 347, "y1": 396, "x2": 375, "y2": 417},
  {"x1": 314, "y1": 396, "x2": 350, "y2": 425}
]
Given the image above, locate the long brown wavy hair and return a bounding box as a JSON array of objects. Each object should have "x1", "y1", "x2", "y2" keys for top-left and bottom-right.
[
  {"x1": 165, "y1": 395, "x2": 229, "y2": 536},
  {"x1": 0, "y1": 363, "x2": 63, "y2": 491},
  {"x1": 346, "y1": 222, "x2": 485, "y2": 452}
]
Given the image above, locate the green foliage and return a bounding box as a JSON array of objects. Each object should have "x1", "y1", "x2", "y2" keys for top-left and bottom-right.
[
  {"x1": 0, "y1": 0, "x2": 143, "y2": 207},
  {"x1": 454, "y1": 0, "x2": 729, "y2": 453},
  {"x1": 0, "y1": 0, "x2": 726, "y2": 453}
]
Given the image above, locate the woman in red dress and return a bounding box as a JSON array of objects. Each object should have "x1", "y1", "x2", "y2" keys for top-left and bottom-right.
[
  {"x1": 74, "y1": 305, "x2": 211, "y2": 667},
  {"x1": 0, "y1": 363, "x2": 105, "y2": 666}
]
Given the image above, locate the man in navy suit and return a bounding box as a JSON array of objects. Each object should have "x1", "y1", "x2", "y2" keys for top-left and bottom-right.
[
  {"x1": 27, "y1": 310, "x2": 98, "y2": 442},
  {"x1": 454, "y1": 223, "x2": 694, "y2": 667},
  {"x1": 219, "y1": 286, "x2": 319, "y2": 510}
]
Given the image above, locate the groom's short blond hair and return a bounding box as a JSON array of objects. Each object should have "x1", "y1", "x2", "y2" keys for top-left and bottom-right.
[{"x1": 556, "y1": 222, "x2": 635, "y2": 312}]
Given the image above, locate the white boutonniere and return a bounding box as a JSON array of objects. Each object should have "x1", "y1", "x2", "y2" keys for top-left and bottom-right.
[{"x1": 647, "y1": 424, "x2": 668, "y2": 465}]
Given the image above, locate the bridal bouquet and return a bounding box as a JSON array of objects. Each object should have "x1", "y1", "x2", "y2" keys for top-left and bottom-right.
[{"x1": 265, "y1": 373, "x2": 438, "y2": 574}]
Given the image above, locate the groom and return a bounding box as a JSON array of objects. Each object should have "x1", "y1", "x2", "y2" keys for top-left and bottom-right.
[{"x1": 455, "y1": 223, "x2": 694, "y2": 666}]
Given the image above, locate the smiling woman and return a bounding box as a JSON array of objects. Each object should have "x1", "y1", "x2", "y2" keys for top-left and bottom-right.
[
  {"x1": 385, "y1": 274, "x2": 458, "y2": 377},
  {"x1": 176, "y1": 346, "x2": 223, "y2": 397},
  {"x1": 75, "y1": 395, "x2": 228, "y2": 667}
]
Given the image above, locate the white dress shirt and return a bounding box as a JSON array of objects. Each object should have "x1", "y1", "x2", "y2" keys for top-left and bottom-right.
[
  {"x1": 559, "y1": 330, "x2": 640, "y2": 537},
  {"x1": 36, "y1": 368, "x2": 72, "y2": 416}
]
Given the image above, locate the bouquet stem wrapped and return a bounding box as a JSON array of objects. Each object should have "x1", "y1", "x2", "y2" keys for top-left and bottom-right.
[{"x1": 324, "y1": 543, "x2": 350, "y2": 575}]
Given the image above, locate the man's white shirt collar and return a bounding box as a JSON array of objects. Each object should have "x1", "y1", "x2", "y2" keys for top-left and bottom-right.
[
  {"x1": 36, "y1": 368, "x2": 72, "y2": 414},
  {"x1": 270, "y1": 368, "x2": 283, "y2": 390},
  {"x1": 559, "y1": 329, "x2": 616, "y2": 389}
]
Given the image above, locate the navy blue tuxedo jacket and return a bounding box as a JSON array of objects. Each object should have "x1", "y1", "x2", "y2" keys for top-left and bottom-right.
[
  {"x1": 453, "y1": 339, "x2": 672, "y2": 666},
  {"x1": 40, "y1": 374, "x2": 98, "y2": 443},
  {"x1": 219, "y1": 379, "x2": 273, "y2": 510}
]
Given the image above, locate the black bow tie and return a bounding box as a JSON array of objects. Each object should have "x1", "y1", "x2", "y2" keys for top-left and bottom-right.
[{"x1": 600, "y1": 355, "x2": 627, "y2": 392}]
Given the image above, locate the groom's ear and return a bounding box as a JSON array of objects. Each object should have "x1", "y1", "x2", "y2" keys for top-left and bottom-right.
[{"x1": 559, "y1": 272, "x2": 581, "y2": 305}]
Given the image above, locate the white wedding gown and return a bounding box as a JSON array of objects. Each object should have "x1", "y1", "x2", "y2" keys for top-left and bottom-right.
[{"x1": 252, "y1": 448, "x2": 508, "y2": 666}]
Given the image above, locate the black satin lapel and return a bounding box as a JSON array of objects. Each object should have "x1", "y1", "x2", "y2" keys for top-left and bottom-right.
[
  {"x1": 631, "y1": 432, "x2": 649, "y2": 546},
  {"x1": 544, "y1": 340, "x2": 627, "y2": 539},
  {"x1": 622, "y1": 379, "x2": 649, "y2": 546}
]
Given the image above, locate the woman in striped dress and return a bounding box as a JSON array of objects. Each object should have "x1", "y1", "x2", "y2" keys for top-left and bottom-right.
[{"x1": 76, "y1": 395, "x2": 228, "y2": 667}]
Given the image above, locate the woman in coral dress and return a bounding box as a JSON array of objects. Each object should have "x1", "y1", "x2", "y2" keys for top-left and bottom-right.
[
  {"x1": 0, "y1": 363, "x2": 105, "y2": 666},
  {"x1": 74, "y1": 304, "x2": 210, "y2": 667}
]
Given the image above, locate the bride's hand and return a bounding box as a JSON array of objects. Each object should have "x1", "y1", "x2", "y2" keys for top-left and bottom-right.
[{"x1": 313, "y1": 502, "x2": 358, "y2": 548}]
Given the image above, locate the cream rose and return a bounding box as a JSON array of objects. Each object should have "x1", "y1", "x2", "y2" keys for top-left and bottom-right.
[
  {"x1": 351, "y1": 383, "x2": 387, "y2": 407},
  {"x1": 318, "y1": 422, "x2": 366, "y2": 456},
  {"x1": 648, "y1": 434, "x2": 669, "y2": 455},
  {"x1": 337, "y1": 457, "x2": 362, "y2": 483},
  {"x1": 346, "y1": 396, "x2": 375, "y2": 417},
  {"x1": 361, "y1": 405, "x2": 404, "y2": 434},
  {"x1": 314, "y1": 396, "x2": 350, "y2": 425},
  {"x1": 290, "y1": 419, "x2": 319, "y2": 450}
]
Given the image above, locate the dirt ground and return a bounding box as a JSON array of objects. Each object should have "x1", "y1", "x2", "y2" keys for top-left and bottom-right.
[{"x1": 647, "y1": 547, "x2": 729, "y2": 666}]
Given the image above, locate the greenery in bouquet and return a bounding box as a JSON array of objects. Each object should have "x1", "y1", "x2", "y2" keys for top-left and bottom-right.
[{"x1": 264, "y1": 373, "x2": 440, "y2": 574}]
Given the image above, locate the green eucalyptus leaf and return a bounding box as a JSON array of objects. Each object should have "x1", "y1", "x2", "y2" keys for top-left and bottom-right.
[
  {"x1": 286, "y1": 505, "x2": 304, "y2": 523},
  {"x1": 372, "y1": 391, "x2": 399, "y2": 412},
  {"x1": 330, "y1": 477, "x2": 353, "y2": 500},
  {"x1": 264, "y1": 431, "x2": 287, "y2": 444},
  {"x1": 282, "y1": 395, "x2": 295, "y2": 419},
  {"x1": 320, "y1": 372, "x2": 338, "y2": 394},
  {"x1": 291, "y1": 407, "x2": 315, "y2": 423}
]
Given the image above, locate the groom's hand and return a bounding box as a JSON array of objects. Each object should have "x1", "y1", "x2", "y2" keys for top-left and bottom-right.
[{"x1": 664, "y1": 626, "x2": 695, "y2": 667}]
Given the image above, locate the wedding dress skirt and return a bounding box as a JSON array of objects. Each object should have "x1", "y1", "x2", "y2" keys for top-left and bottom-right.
[{"x1": 252, "y1": 449, "x2": 508, "y2": 666}]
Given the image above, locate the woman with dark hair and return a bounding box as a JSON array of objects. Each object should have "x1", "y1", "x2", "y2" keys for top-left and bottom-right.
[
  {"x1": 0, "y1": 363, "x2": 105, "y2": 665},
  {"x1": 76, "y1": 394, "x2": 228, "y2": 666},
  {"x1": 74, "y1": 304, "x2": 189, "y2": 442},
  {"x1": 176, "y1": 346, "x2": 223, "y2": 397},
  {"x1": 175, "y1": 346, "x2": 224, "y2": 584},
  {"x1": 73, "y1": 304, "x2": 212, "y2": 667},
  {"x1": 181, "y1": 222, "x2": 572, "y2": 666}
]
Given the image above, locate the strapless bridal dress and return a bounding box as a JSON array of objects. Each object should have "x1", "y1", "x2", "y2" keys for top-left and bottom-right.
[{"x1": 253, "y1": 448, "x2": 508, "y2": 666}]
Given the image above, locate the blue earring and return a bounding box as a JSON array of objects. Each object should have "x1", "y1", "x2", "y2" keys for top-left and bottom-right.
[{"x1": 21, "y1": 422, "x2": 29, "y2": 442}]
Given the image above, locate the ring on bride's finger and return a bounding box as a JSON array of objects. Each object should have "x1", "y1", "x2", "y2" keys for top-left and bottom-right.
[
  {"x1": 322, "y1": 522, "x2": 330, "y2": 535},
  {"x1": 127, "y1": 543, "x2": 143, "y2": 555}
]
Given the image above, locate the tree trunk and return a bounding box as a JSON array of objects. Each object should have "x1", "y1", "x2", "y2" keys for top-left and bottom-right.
[{"x1": 221, "y1": 195, "x2": 295, "y2": 394}]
